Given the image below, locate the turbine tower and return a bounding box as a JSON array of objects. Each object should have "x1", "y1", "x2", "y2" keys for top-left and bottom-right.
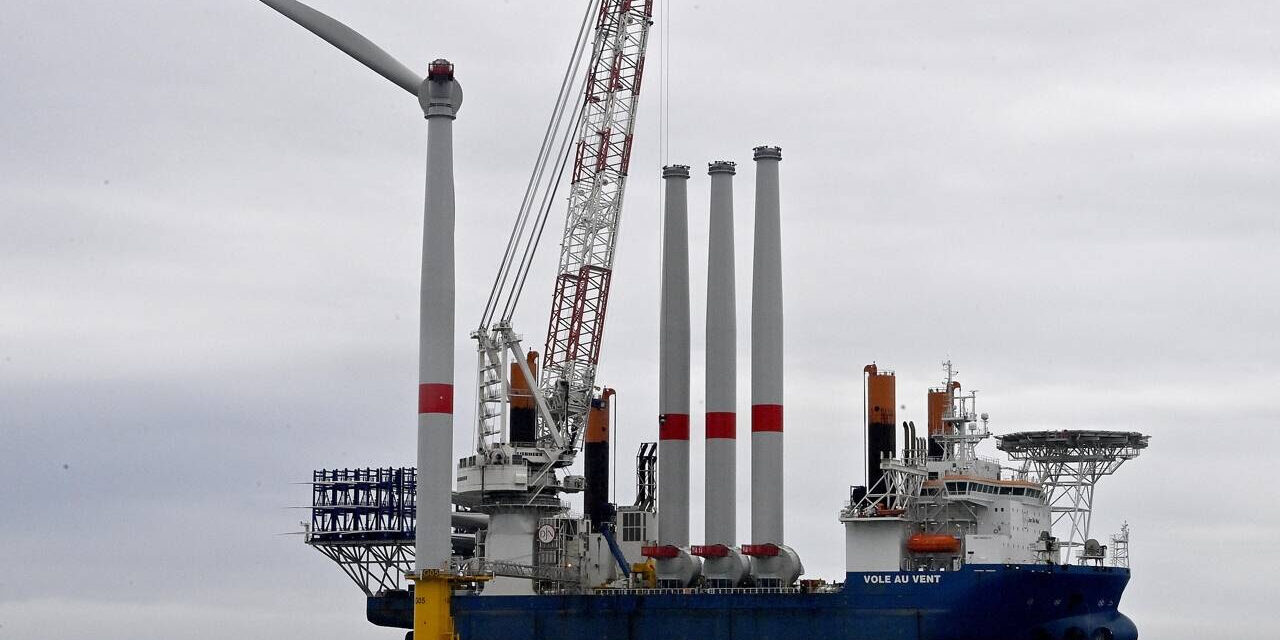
[{"x1": 255, "y1": 2, "x2": 467, "y2": 637}]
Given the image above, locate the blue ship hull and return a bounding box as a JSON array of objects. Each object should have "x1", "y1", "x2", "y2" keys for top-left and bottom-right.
[{"x1": 372, "y1": 564, "x2": 1136, "y2": 640}]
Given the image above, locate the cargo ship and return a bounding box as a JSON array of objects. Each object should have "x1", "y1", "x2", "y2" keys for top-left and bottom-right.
[
  {"x1": 311, "y1": 361, "x2": 1149, "y2": 640},
  {"x1": 251, "y1": 2, "x2": 1150, "y2": 639}
]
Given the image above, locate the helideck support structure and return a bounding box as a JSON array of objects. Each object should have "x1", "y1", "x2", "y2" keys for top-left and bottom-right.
[{"x1": 997, "y1": 430, "x2": 1148, "y2": 564}]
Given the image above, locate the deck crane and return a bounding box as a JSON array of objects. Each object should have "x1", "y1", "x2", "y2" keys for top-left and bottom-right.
[{"x1": 457, "y1": 0, "x2": 654, "y2": 591}]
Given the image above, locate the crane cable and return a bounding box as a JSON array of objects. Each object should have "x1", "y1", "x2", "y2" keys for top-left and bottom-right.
[
  {"x1": 662, "y1": 0, "x2": 671, "y2": 166},
  {"x1": 656, "y1": 0, "x2": 671, "y2": 282},
  {"x1": 479, "y1": 0, "x2": 601, "y2": 330},
  {"x1": 480, "y1": 0, "x2": 595, "y2": 327}
]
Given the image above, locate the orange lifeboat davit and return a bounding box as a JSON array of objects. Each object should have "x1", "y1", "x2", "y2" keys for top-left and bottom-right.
[{"x1": 907, "y1": 533, "x2": 961, "y2": 554}]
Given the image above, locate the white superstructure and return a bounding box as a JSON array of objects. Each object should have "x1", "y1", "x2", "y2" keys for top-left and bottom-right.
[
  {"x1": 841, "y1": 362, "x2": 1147, "y2": 574},
  {"x1": 841, "y1": 363, "x2": 1054, "y2": 572}
]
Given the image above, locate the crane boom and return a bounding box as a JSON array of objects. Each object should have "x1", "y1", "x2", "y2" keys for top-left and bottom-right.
[
  {"x1": 539, "y1": 0, "x2": 653, "y2": 449},
  {"x1": 465, "y1": 0, "x2": 652, "y2": 505}
]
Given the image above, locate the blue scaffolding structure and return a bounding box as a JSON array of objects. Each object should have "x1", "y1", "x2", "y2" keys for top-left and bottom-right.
[{"x1": 306, "y1": 467, "x2": 417, "y2": 594}]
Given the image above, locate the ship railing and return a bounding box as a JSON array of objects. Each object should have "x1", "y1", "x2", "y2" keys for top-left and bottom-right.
[{"x1": 463, "y1": 558, "x2": 578, "y2": 584}]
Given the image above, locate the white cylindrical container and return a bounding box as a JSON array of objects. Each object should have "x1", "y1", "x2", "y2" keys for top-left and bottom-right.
[
  {"x1": 658, "y1": 164, "x2": 691, "y2": 550},
  {"x1": 704, "y1": 160, "x2": 738, "y2": 547},
  {"x1": 750, "y1": 145, "x2": 784, "y2": 547}
]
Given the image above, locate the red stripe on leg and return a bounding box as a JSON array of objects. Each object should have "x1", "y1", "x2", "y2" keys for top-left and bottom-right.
[
  {"x1": 706, "y1": 412, "x2": 736, "y2": 439},
  {"x1": 751, "y1": 404, "x2": 783, "y2": 432},
  {"x1": 419, "y1": 383, "x2": 454, "y2": 415},
  {"x1": 659, "y1": 413, "x2": 690, "y2": 440}
]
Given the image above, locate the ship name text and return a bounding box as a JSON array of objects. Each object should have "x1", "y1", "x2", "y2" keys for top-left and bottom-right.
[{"x1": 863, "y1": 574, "x2": 942, "y2": 585}]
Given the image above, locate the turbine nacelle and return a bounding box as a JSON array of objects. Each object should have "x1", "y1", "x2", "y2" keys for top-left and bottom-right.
[{"x1": 421, "y1": 59, "x2": 463, "y2": 119}]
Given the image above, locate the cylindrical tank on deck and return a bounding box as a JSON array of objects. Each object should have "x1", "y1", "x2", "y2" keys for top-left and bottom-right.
[
  {"x1": 750, "y1": 145, "x2": 785, "y2": 548},
  {"x1": 705, "y1": 159, "x2": 738, "y2": 549},
  {"x1": 584, "y1": 388, "x2": 614, "y2": 533},
  {"x1": 927, "y1": 387, "x2": 949, "y2": 458},
  {"x1": 508, "y1": 351, "x2": 539, "y2": 444},
  {"x1": 657, "y1": 164, "x2": 691, "y2": 550},
  {"x1": 864, "y1": 364, "x2": 896, "y2": 491}
]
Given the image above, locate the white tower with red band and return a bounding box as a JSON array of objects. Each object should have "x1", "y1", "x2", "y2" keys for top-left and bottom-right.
[
  {"x1": 746, "y1": 145, "x2": 802, "y2": 585},
  {"x1": 416, "y1": 64, "x2": 463, "y2": 574},
  {"x1": 695, "y1": 160, "x2": 750, "y2": 586},
  {"x1": 704, "y1": 160, "x2": 738, "y2": 543},
  {"x1": 251, "y1": 3, "x2": 472, "y2": 632},
  {"x1": 749, "y1": 146, "x2": 784, "y2": 547},
  {"x1": 647, "y1": 164, "x2": 700, "y2": 586},
  {"x1": 658, "y1": 164, "x2": 691, "y2": 550}
]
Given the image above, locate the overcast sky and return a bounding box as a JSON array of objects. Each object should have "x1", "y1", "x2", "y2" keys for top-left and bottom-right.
[{"x1": 2, "y1": 1, "x2": 1278, "y2": 638}]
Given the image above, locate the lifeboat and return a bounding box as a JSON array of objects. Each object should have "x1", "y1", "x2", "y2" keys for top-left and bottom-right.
[{"x1": 906, "y1": 533, "x2": 961, "y2": 553}]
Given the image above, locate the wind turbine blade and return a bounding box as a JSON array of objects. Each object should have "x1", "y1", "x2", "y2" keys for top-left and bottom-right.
[{"x1": 259, "y1": 0, "x2": 423, "y2": 96}]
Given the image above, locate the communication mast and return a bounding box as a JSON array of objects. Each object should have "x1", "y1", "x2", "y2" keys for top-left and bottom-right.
[
  {"x1": 929, "y1": 361, "x2": 988, "y2": 465},
  {"x1": 997, "y1": 430, "x2": 1148, "y2": 564},
  {"x1": 1109, "y1": 522, "x2": 1130, "y2": 568}
]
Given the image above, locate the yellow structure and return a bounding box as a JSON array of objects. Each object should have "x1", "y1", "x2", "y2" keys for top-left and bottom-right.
[
  {"x1": 630, "y1": 560, "x2": 657, "y2": 588},
  {"x1": 411, "y1": 570, "x2": 490, "y2": 640}
]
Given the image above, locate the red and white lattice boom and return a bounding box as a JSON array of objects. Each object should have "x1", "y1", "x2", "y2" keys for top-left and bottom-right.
[{"x1": 539, "y1": 0, "x2": 652, "y2": 451}]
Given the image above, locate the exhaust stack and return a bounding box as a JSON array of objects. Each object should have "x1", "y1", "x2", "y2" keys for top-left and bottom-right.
[
  {"x1": 645, "y1": 164, "x2": 700, "y2": 586},
  {"x1": 744, "y1": 146, "x2": 802, "y2": 586},
  {"x1": 508, "y1": 351, "x2": 538, "y2": 444},
  {"x1": 864, "y1": 364, "x2": 897, "y2": 492},
  {"x1": 584, "y1": 389, "x2": 614, "y2": 533},
  {"x1": 693, "y1": 161, "x2": 749, "y2": 587},
  {"x1": 902, "y1": 422, "x2": 912, "y2": 459},
  {"x1": 927, "y1": 387, "x2": 950, "y2": 458}
]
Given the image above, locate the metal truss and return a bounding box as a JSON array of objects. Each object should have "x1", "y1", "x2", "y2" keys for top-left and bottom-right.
[
  {"x1": 308, "y1": 467, "x2": 416, "y2": 542},
  {"x1": 540, "y1": 0, "x2": 653, "y2": 452},
  {"x1": 1109, "y1": 522, "x2": 1130, "y2": 568},
  {"x1": 462, "y1": 558, "x2": 579, "y2": 585},
  {"x1": 842, "y1": 459, "x2": 927, "y2": 519},
  {"x1": 310, "y1": 540, "x2": 414, "y2": 596},
  {"x1": 633, "y1": 441, "x2": 657, "y2": 511},
  {"x1": 305, "y1": 467, "x2": 416, "y2": 595},
  {"x1": 997, "y1": 430, "x2": 1148, "y2": 564},
  {"x1": 474, "y1": 330, "x2": 511, "y2": 442},
  {"x1": 473, "y1": 326, "x2": 563, "y2": 453}
]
